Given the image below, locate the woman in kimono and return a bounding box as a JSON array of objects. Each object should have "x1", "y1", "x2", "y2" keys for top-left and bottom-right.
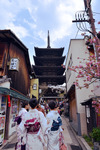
[
  {"x1": 15, "y1": 101, "x2": 29, "y2": 150},
  {"x1": 19, "y1": 98, "x2": 48, "y2": 150},
  {"x1": 46, "y1": 100, "x2": 62, "y2": 150}
]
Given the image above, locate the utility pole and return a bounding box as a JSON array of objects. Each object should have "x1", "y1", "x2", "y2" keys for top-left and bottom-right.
[
  {"x1": 84, "y1": 0, "x2": 100, "y2": 59},
  {"x1": 84, "y1": 0, "x2": 96, "y2": 36},
  {"x1": 72, "y1": 0, "x2": 100, "y2": 68}
]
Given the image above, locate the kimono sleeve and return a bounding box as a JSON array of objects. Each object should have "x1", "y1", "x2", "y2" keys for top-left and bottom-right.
[
  {"x1": 19, "y1": 113, "x2": 26, "y2": 133},
  {"x1": 39, "y1": 112, "x2": 48, "y2": 134}
]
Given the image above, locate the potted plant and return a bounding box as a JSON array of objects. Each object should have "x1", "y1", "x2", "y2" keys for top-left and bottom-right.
[{"x1": 90, "y1": 127, "x2": 100, "y2": 150}]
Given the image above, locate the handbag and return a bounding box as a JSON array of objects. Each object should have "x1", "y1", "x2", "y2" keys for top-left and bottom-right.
[
  {"x1": 59, "y1": 132, "x2": 67, "y2": 150},
  {"x1": 60, "y1": 144, "x2": 67, "y2": 150}
]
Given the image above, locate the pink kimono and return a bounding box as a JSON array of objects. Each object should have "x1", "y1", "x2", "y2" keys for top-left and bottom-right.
[{"x1": 19, "y1": 109, "x2": 48, "y2": 150}]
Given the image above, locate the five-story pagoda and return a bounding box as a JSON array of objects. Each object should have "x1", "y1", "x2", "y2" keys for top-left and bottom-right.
[{"x1": 33, "y1": 31, "x2": 65, "y2": 99}]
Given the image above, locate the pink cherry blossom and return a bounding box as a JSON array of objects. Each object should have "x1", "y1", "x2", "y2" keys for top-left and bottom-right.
[{"x1": 92, "y1": 101, "x2": 97, "y2": 104}]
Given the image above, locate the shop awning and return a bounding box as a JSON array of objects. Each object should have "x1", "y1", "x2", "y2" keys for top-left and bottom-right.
[
  {"x1": 81, "y1": 96, "x2": 100, "y2": 106},
  {"x1": 0, "y1": 87, "x2": 30, "y2": 101}
]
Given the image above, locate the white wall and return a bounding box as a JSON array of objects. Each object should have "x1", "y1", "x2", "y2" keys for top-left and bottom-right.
[
  {"x1": 66, "y1": 39, "x2": 94, "y2": 113},
  {"x1": 65, "y1": 39, "x2": 94, "y2": 134},
  {"x1": 93, "y1": 80, "x2": 100, "y2": 96}
]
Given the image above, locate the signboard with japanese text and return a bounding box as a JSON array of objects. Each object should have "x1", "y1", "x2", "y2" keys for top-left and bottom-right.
[{"x1": 9, "y1": 58, "x2": 19, "y2": 71}]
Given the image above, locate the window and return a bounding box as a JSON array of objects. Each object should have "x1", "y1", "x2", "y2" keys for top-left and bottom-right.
[{"x1": 32, "y1": 84, "x2": 37, "y2": 90}]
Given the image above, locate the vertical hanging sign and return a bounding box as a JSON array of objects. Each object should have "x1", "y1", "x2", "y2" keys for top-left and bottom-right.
[{"x1": 7, "y1": 95, "x2": 11, "y2": 107}]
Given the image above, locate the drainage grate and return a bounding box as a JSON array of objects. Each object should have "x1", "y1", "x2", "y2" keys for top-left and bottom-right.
[
  {"x1": 2, "y1": 143, "x2": 16, "y2": 149},
  {"x1": 70, "y1": 145, "x2": 82, "y2": 150}
]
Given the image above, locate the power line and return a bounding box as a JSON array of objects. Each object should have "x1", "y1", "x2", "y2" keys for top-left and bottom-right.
[
  {"x1": 93, "y1": 11, "x2": 100, "y2": 15},
  {"x1": 75, "y1": 29, "x2": 79, "y2": 39}
]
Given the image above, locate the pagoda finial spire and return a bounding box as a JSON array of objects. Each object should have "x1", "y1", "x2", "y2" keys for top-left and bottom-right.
[{"x1": 47, "y1": 30, "x2": 51, "y2": 48}]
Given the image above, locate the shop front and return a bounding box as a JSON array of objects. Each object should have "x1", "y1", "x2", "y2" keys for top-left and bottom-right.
[
  {"x1": 0, "y1": 87, "x2": 30, "y2": 143},
  {"x1": 0, "y1": 95, "x2": 7, "y2": 145},
  {"x1": 9, "y1": 98, "x2": 19, "y2": 136}
]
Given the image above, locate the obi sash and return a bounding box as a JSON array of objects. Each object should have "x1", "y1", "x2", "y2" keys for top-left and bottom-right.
[
  {"x1": 24, "y1": 118, "x2": 41, "y2": 133},
  {"x1": 51, "y1": 116, "x2": 62, "y2": 131}
]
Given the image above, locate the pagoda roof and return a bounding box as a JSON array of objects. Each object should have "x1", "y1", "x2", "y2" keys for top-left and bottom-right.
[
  {"x1": 34, "y1": 47, "x2": 64, "y2": 57},
  {"x1": 36, "y1": 75, "x2": 65, "y2": 85},
  {"x1": 33, "y1": 56, "x2": 65, "y2": 66},
  {"x1": 33, "y1": 66, "x2": 65, "y2": 75}
]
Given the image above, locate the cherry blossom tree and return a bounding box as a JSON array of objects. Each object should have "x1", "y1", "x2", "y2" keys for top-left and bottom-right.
[{"x1": 69, "y1": 33, "x2": 100, "y2": 112}]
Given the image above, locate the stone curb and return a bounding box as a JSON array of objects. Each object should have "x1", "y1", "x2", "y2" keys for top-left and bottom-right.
[
  {"x1": 64, "y1": 116, "x2": 92, "y2": 150},
  {"x1": 78, "y1": 136, "x2": 92, "y2": 150},
  {"x1": 0, "y1": 132, "x2": 17, "y2": 150}
]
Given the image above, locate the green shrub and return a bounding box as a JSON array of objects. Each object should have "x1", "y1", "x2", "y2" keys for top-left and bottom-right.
[
  {"x1": 90, "y1": 127, "x2": 100, "y2": 142},
  {"x1": 83, "y1": 135, "x2": 91, "y2": 142},
  {"x1": 83, "y1": 134, "x2": 93, "y2": 148}
]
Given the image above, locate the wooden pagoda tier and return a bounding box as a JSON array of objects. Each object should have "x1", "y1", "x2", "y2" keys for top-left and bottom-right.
[
  {"x1": 34, "y1": 47, "x2": 64, "y2": 57},
  {"x1": 33, "y1": 56, "x2": 65, "y2": 66},
  {"x1": 33, "y1": 32, "x2": 65, "y2": 86},
  {"x1": 36, "y1": 75, "x2": 65, "y2": 85},
  {"x1": 33, "y1": 66, "x2": 65, "y2": 75}
]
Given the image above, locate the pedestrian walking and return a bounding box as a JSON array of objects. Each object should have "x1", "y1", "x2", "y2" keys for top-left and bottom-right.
[
  {"x1": 15, "y1": 101, "x2": 29, "y2": 150},
  {"x1": 46, "y1": 100, "x2": 62, "y2": 150},
  {"x1": 19, "y1": 98, "x2": 48, "y2": 150},
  {"x1": 45, "y1": 103, "x2": 50, "y2": 114},
  {"x1": 59, "y1": 101, "x2": 64, "y2": 116},
  {"x1": 36, "y1": 103, "x2": 46, "y2": 116}
]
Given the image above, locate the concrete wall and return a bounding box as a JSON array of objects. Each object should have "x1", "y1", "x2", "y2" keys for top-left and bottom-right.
[{"x1": 93, "y1": 80, "x2": 100, "y2": 96}]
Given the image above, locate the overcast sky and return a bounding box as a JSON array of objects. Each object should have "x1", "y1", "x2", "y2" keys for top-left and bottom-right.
[{"x1": 0, "y1": 0, "x2": 100, "y2": 64}]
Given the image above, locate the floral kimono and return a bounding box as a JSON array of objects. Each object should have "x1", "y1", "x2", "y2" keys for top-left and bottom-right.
[
  {"x1": 46, "y1": 110, "x2": 62, "y2": 150},
  {"x1": 16, "y1": 108, "x2": 27, "y2": 150},
  {"x1": 19, "y1": 109, "x2": 48, "y2": 150}
]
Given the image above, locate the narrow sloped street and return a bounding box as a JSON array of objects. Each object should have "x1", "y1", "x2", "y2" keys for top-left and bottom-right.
[
  {"x1": 0, "y1": 116, "x2": 92, "y2": 150},
  {"x1": 62, "y1": 116, "x2": 81, "y2": 150}
]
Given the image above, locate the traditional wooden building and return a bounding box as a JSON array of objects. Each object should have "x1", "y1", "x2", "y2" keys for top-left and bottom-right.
[
  {"x1": 0, "y1": 29, "x2": 31, "y2": 144},
  {"x1": 33, "y1": 31, "x2": 65, "y2": 100}
]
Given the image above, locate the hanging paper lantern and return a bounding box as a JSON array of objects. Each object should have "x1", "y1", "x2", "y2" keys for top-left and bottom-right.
[{"x1": 8, "y1": 95, "x2": 11, "y2": 107}]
